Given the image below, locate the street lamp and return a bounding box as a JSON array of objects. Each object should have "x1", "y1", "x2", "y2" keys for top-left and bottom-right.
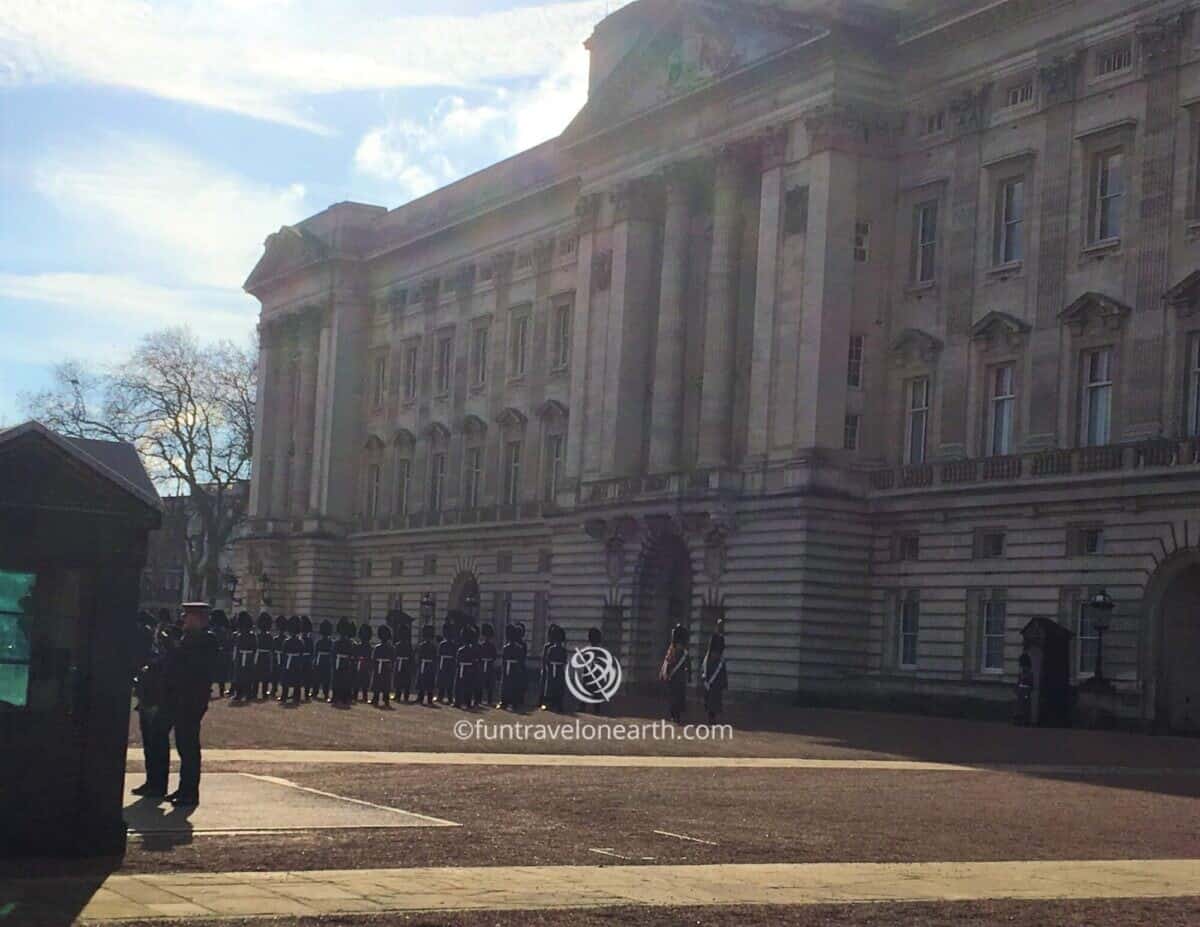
[
  {"x1": 420, "y1": 592, "x2": 435, "y2": 623},
  {"x1": 260, "y1": 571, "x2": 272, "y2": 607},
  {"x1": 463, "y1": 589, "x2": 479, "y2": 621},
  {"x1": 1088, "y1": 589, "x2": 1115, "y2": 684},
  {"x1": 224, "y1": 571, "x2": 241, "y2": 607}
]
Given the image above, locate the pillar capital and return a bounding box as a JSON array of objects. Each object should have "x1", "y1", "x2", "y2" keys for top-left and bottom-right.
[
  {"x1": 575, "y1": 193, "x2": 604, "y2": 233},
  {"x1": 757, "y1": 125, "x2": 790, "y2": 171},
  {"x1": 610, "y1": 176, "x2": 664, "y2": 224},
  {"x1": 804, "y1": 104, "x2": 900, "y2": 155}
]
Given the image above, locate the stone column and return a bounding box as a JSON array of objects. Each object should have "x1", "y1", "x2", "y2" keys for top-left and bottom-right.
[
  {"x1": 290, "y1": 312, "x2": 320, "y2": 515},
  {"x1": 564, "y1": 195, "x2": 600, "y2": 495},
  {"x1": 249, "y1": 320, "x2": 276, "y2": 517},
  {"x1": 269, "y1": 318, "x2": 295, "y2": 517},
  {"x1": 697, "y1": 149, "x2": 743, "y2": 468},
  {"x1": 648, "y1": 163, "x2": 694, "y2": 473},
  {"x1": 308, "y1": 308, "x2": 333, "y2": 514},
  {"x1": 746, "y1": 128, "x2": 788, "y2": 461}
]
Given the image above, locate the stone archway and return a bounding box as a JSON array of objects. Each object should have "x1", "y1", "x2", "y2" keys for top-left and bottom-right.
[
  {"x1": 632, "y1": 533, "x2": 693, "y2": 685},
  {"x1": 1144, "y1": 550, "x2": 1200, "y2": 734}
]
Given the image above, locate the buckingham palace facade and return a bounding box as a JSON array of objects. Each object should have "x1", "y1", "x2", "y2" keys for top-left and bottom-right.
[{"x1": 236, "y1": 0, "x2": 1200, "y2": 730}]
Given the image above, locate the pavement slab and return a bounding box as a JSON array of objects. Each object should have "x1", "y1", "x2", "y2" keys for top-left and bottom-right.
[
  {"x1": 6, "y1": 859, "x2": 1197, "y2": 923},
  {"x1": 122, "y1": 773, "x2": 457, "y2": 835}
]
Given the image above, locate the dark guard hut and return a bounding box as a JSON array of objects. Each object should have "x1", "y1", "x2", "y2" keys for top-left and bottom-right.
[{"x1": 0, "y1": 421, "x2": 161, "y2": 857}]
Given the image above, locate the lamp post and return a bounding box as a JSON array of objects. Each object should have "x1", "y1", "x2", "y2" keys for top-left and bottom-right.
[
  {"x1": 1088, "y1": 589, "x2": 1115, "y2": 685},
  {"x1": 260, "y1": 571, "x2": 272, "y2": 607},
  {"x1": 463, "y1": 589, "x2": 479, "y2": 622},
  {"x1": 420, "y1": 592, "x2": 435, "y2": 625}
]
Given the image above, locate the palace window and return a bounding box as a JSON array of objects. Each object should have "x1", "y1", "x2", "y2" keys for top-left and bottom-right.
[
  {"x1": 847, "y1": 335, "x2": 865, "y2": 388},
  {"x1": 986, "y1": 364, "x2": 1015, "y2": 456},
  {"x1": 0, "y1": 570, "x2": 36, "y2": 709},
  {"x1": 366, "y1": 463, "x2": 382, "y2": 517},
  {"x1": 913, "y1": 201, "x2": 938, "y2": 283},
  {"x1": 995, "y1": 177, "x2": 1024, "y2": 264},
  {"x1": 463, "y1": 446, "x2": 483, "y2": 509},
  {"x1": 976, "y1": 530, "x2": 1006, "y2": 559},
  {"x1": 1069, "y1": 526, "x2": 1104, "y2": 556},
  {"x1": 371, "y1": 355, "x2": 387, "y2": 408},
  {"x1": 1089, "y1": 150, "x2": 1124, "y2": 243},
  {"x1": 898, "y1": 595, "x2": 920, "y2": 668},
  {"x1": 1080, "y1": 347, "x2": 1113, "y2": 447},
  {"x1": 843, "y1": 413, "x2": 861, "y2": 451},
  {"x1": 919, "y1": 110, "x2": 945, "y2": 137},
  {"x1": 402, "y1": 341, "x2": 419, "y2": 401},
  {"x1": 435, "y1": 334, "x2": 454, "y2": 396},
  {"x1": 895, "y1": 533, "x2": 920, "y2": 562},
  {"x1": 1186, "y1": 333, "x2": 1200, "y2": 437},
  {"x1": 390, "y1": 557, "x2": 404, "y2": 578},
  {"x1": 981, "y1": 597, "x2": 1007, "y2": 672},
  {"x1": 551, "y1": 297, "x2": 573, "y2": 370},
  {"x1": 854, "y1": 221, "x2": 870, "y2": 263},
  {"x1": 1004, "y1": 80, "x2": 1034, "y2": 108},
  {"x1": 429, "y1": 452, "x2": 447, "y2": 511},
  {"x1": 1095, "y1": 41, "x2": 1132, "y2": 79},
  {"x1": 504, "y1": 440, "x2": 523, "y2": 506},
  {"x1": 544, "y1": 433, "x2": 565, "y2": 501},
  {"x1": 395, "y1": 458, "x2": 411, "y2": 518},
  {"x1": 1077, "y1": 601, "x2": 1099, "y2": 676},
  {"x1": 470, "y1": 325, "x2": 489, "y2": 388},
  {"x1": 905, "y1": 377, "x2": 930, "y2": 465},
  {"x1": 510, "y1": 311, "x2": 530, "y2": 378}
]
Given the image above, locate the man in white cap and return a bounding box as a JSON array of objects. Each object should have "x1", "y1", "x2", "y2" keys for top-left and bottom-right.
[{"x1": 164, "y1": 602, "x2": 217, "y2": 806}]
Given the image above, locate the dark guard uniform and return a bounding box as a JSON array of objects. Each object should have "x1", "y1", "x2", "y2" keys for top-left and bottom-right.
[
  {"x1": 391, "y1": 612, "x2": 414, "y2": 703},
  {"x1": 254, "y1": 612, "x2": 274, "y2": 699},
  {"x1": 514, "y1": 622, "x2": 529, "y2": 706},
  {"x1": 499, "y1": 624, "x2": 524, "y2": 710},
  {"x1": 700, "y1": 621, "x2": 727, "y2": 724},
  {"x1": 165, "y1": 620, "x2": 218, "y2": 806},
  {"x1": 131, "y1": 619, "x2": 173, "y2": 797},
  {"x1": 269, "y1": 614, "x2": 288, "y2": 698},
  {"x1": 355, "y1": 623, "x2": 374, "y2": 702},
  {"x1": 331, "y1": 619, "x2": 357, "y2": 706},
  {"x1": 477, "y1": 623, "x2": 498, "y2": 707},
  {"x1": 371, "y1": 625, "x2": 395, "y2": 706},
  {"x1": 540, "y1": 624, "x2": 568, "y2": 712},
  {"x1": 231, "y1": 611, "x2": 256, "y2": 702},
  {"x1": 313, "y1": 620, "x2": 334, "y2": 700},
  {"x1": 301, "y1": 616, "x2": 316, "y2": 699},
  {"x1": 454, "y1": 625, "x2": 479, "y2": 708},
  {"x1": 209, "y1": 609, "x2": 231, "y2": 698},
  {"x1": 660, "y1": 623, "x2": 691, "y2": 724},
  {"x1": 435, "y1": 622, "x2": 457, "y2": 703},
  {"x1": 577, "y1": 627, "x2": 605, "y2": 714},
  {"x1": 416, "y1": 624, "x2": 438, "y2": 705},
  {"x1": 280, "y1": 616, "x2": 307, "y2": 704}
]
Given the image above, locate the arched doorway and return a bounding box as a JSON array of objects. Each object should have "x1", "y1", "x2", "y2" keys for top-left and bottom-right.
[
  {"x1": 1145, "y1": 551, "x2": 1200, "y2": 733},
  {"x1": 632, "y1": 533, "x2": 693, "y2": 684}
]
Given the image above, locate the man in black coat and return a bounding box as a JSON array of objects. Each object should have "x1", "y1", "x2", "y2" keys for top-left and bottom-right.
[
  {"x1": 165, "y1": 602, "x2": 218, "y2": 807},
  {"x1": 131, "y1": 613, "x2": 174, "y2": 798}
]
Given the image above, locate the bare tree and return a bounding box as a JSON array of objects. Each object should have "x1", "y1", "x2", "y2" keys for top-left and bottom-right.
[{"x1": 23, "y1": 327, "x2": 257, "y2": 602}]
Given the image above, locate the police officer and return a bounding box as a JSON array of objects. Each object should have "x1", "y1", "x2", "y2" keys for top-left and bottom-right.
[
  {"x1": 131, "y1": 614, "x2": 174, "y2": 798},
  {"x1": 164, "y1": 603, "x2": 217, "y2": 807}
]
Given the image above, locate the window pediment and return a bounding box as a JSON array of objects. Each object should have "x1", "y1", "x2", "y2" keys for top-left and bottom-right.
[
  {"x1": 536, "y1": 399, "x2": 569, "y2": 423},
  {"x1": 1165, "y1": 271, "x2": 1200, "y2": 318},
  {"x1": 496, "y1": 407, "x2": 528, "y2": 430},
  {"x1": 970, "y1": 311, "x2": 1031, "y2": 353},
  {"x1": 1059, "y1": 291, "x2": 1132, "y2": 335},
  {"x1": 891, "y1": 328, "x2": 944, "y2": 366},
  {"x1": 461, "y1": 414, "x2": 489, "y2": 437}
]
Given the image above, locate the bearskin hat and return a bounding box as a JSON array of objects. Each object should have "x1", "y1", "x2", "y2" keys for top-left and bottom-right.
[
  {"x1": 480, "y1": 622, "x2": 495, "y2": 639},
  {"x1": 257, "y1": 611, "x2": 273, "y2": 631},
  {"x1": 336, "y1": 618, "x2": 354, "y2": 637},
  {"x1": 587, "y1": 627, "x2": 603, "y2": 646},
  {"x1": 671, "y1": 623, "x2": 689, "y2": 645},
  {"x1": 377, "y1": 624, "x2": 392, "y2": 642},
  {"x1": 318, "y1": 619, "x2": 333, "y2": 636},
  {"x1": 421, "y1": 623, "x2": 436, "y2": 640},
  {"x1": 301, "y1": 615, "x2": 313, "y2": 633},
  {"x1": 287, "y1": 614, "x2": 301, "y2": 634},
  {"x1": 237, "y1": 610, "x2": 253, "y2": 632},
  {"x1": 548, "y1": 623, "x2": 566, "y2": 644},
  {"x1": 358, "y1": 622, "x2": 373, "y2": 643}
]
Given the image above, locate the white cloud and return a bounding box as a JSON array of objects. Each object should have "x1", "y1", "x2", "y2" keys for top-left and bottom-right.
[
  {"x1": 353, "y1": 44, "x2": 591, "y2": 200},
  {"x1": 0, "y1": 0, "x2": 624, "y2": 134},
  {"x1": 32, "y1": 136, "x2": 309, "y2": 290}
]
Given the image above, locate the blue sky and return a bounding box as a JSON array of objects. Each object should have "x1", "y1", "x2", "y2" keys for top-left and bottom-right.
[{"x1": 0, "y1": 0, "x2": 627, "y2": 424}]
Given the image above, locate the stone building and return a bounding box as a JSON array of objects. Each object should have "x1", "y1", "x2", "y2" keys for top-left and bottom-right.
[{"x1": 236, "y1": 0, "x2": 1200, "y2": 730}]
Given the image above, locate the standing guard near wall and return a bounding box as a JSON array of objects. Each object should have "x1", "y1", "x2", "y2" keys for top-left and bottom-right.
[
  {"x1": 253, "y1": 612, "x2": 274, "y2": 700},
  {"x1": 700, "y1": 620, "x2": 727, "y2": 724},
  {"x1": 477, "y1": 623, "x2": 497, "y2": 707},
  {"x1": 313, "y1": 619, "x2": 334, "y2": 701},
  {"x1": 435, "y1": 621, "x2": 457, "y2": 703},
  {"x1": 355, "y1": 623, "x2": 374, "y2": 702},
  {"x1": 540, "y1": 624, "x2": 568, "y2": 712},
  {"x1": 661, "y1": 624, "x2": 691, "y2": 724},
  {"x1": 392, "y1": 612, "x2": 414, "y2": 703},
  {"x1": 279, "y1": 615, "x2": 306, "y2": 704},
  {"x1": 371, "y1": 624, "x2": 395, "y2": 707},
  {"x1": 231, "y1": 611, "x2": 256, "y2": 702},
  {"x1": 416, "y1": 623, "x2": 438, "y2": 706},
  {"x1": 331, "y1": 619, "x2": 357, "y2": 706}
]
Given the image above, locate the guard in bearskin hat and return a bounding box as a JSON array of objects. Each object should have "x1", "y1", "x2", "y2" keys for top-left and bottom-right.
[
  {"x1": 499, "y1": 623, "x2": 524, "y2": 710},
  {"x1": 300, "y1": 615, "x2": 316, "y2": 700},
  {"x1": 355, "y1": 623, "x2": 374, "y2": 702},
  {"x1": 700, "y1": 619, "x2": 727, "y2": 724},
  {"x1": 331, "y1": 619, "x2": 357, "y2": 706},
  {"x1": 454, "y1": 624, "x2": 479, "y2": 708},
  {"x1": 254, "y1": 612, "x2": 274, "y2": 700},
  {"x1": 435, "y1": 621, "x2": 457, "y2": 703},
  {"x1": 268, "y1": 614, "x2": 288, "y2": 698},
  {"x1": 540, "y1": 623, "x2": 568, "y2": 712},
  {"x1": 391, "y1": 611, "x2": 415, "y2": 703},
  {"x1": 208, "y1": 608, "x2": 231, "y2": 699},
  {"x1": 279, "y1": 615, "x2": 306, "y2": 704},
  {"x1": 660, "y1": 623, "x2": 691, "y2": 724},
  {"x1": 230, "y1": 610, "x2": 256, "y2": 702},
  {"x1": 477, "y1": 623, "x2": 498, "y2": 707},
  {"x1": 416, "y1": 623, "x2": 438, "y2": 705},
  {"x1": 576, "y1": 627, "x2": 606, "y2": 714},
  {"x1": 371, "y1": 624, "x2": 396, "y2": 707},
  {"x1": 514, "y1": 622, "x2": 530, "y2": 706},
  {"x1": 313, "y1": 619, "x2": 334, "y2": 700}
]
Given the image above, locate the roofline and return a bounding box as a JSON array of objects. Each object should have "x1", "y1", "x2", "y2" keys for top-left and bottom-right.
[{"x1": 0, "y1": 421, "x2": 162, "y2": 512}]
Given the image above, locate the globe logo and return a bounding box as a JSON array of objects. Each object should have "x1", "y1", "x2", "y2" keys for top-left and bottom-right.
[{"x1": 566, "y1": 646, "x2": 623, "y2": 705}]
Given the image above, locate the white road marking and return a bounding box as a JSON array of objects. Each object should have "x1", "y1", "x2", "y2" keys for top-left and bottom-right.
[
  {"x1": 654, "y1": 829, "x2": 718, "y2": 846},
  {"x1": 236, "y1": 773, "x2": 460, "y2": 827}
]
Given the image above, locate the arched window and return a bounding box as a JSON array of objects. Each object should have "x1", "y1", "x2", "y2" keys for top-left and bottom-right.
[
  {"x1": 362, "y1": 436, "x2": 385, "y2": 521},
  {"x1": 496, "y1": 408, "x2": 528, "y2": 509},
  {"x1": 537, "y1": 400, "x2": 569, "y2": 502},
  {"x1": 461, "y1": 415, "x2": 488, "y2": 510},
  {"x1": 392, "y1": 429, "x2": 416, "y2": 520}
]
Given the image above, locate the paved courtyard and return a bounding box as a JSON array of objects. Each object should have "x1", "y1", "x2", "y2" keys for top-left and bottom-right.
[{"x1": 4, "y1": 695, "x2": 1200, "y2": 925}]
